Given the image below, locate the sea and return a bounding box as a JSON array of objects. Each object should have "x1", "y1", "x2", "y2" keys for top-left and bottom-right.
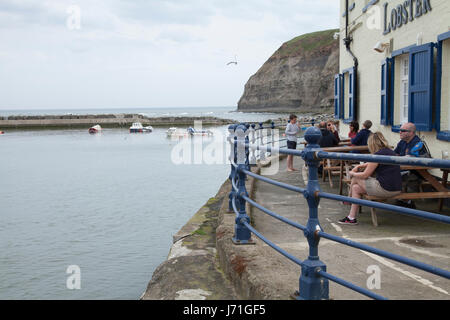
[{"x1": 0, "y1": 106, "x2": 300, "y2": 300}]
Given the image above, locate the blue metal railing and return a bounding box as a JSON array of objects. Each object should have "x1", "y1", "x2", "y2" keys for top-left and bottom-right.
[
  {"x1": 228, "y1": 123, "x2": 450, "y2": 300},
  {"x1": 241, "y1": 120, "x2": 313, "y2": 165}
]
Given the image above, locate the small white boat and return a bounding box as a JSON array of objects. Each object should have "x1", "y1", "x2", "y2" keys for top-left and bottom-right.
[
  {"x1": 88, "y1": 124, "x2": 102, "y2": 134},
  {"x1": 130, "y1": 122, "x2": 152, "y2": 133},
  {"x1": 166, "y1": 127, "x2": 189, "y2": 138},
  {"x1": 187, "y1": 127, "x2": 213, "y2": 136}
]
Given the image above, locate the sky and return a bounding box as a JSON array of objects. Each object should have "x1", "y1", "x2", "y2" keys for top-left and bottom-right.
[{"x1": 0, "y1": 0, "x2": 340, "y2": 110}]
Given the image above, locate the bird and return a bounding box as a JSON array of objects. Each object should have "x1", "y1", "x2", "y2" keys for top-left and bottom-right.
[{"x1": 227, "y1": 55, "x2": 238, "y2": 66}]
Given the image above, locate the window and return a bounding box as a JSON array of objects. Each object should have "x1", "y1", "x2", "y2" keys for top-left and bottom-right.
[
  {"x1": 334, "y1": 67, "x2": 356, "y2": 122},
  {"x1": 400, "y1": 56, "x2": 409, "y2": 124},
  {"x1": 383, "y1": 43, "x2": 435, "y2": 132}
]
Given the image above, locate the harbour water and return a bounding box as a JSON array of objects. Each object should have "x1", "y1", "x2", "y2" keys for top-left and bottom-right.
[{"x1": 0, "y1": 106, "x2": 295, "y2": 300}]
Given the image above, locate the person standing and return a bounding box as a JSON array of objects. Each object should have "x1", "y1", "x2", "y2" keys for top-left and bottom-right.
[{"x1": 285, "y1": 114, "x2": 301, "y2": 172}]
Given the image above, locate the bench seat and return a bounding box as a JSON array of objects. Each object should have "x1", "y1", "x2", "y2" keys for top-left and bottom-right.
[{"x1": 362, "y1": 192, "x2": 450, "y2": 227}]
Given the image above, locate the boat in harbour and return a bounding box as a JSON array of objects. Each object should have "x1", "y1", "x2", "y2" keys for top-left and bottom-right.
[
  {"x1": 129, "y1": 122, "x2": 153, "y2": 133},
  {"x1": 166, "y1": 127, "x2": 213, "y2": 138},
  {"x1": 166, "y1": 127, "x2": 189, "y2": 138},
  {"x1": 187, "y1": 127, "x2": 213, "y2": 136},
  {"x1": 88, "y1": 124, "x2": 102, "y2": 134}
]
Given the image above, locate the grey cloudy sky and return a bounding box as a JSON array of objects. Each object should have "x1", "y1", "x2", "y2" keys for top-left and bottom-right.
[{"x1": 0, "y1": 0, "x2": 339, "y2": 110}]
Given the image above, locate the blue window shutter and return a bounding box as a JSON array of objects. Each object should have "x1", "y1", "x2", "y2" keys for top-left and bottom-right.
[
  {"x1": 436, "y1": 40, "x2": 443, "y2": 132},
  {"x1": 381, "y1": 58, "x2": 394, "y2": 125},
  {"x1": 348, "y1": 67, "x2": 356, "y2": 120},
  {"x1": 409, "y1": 43, "x2": 434, "y2": 131},
  {"x1": 334, "y1": 74, "x2": 343, "y2": 119},
  {"x1": 389, "y1": 58, "x2": 395, "y2": 126},
  {"x1": 380, "y1": 60, "x2": 388, "y2": 125}
]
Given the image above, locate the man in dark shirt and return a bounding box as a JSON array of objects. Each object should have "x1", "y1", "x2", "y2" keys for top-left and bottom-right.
[
  {"x1": 351, "y1": 120, "x2": 372, "y2": 146},
  {"x1": 319, "y1": 121, "x2": 338, "y2": 148},
  {"x1": 394, "y1": 122, "x2": 431, "y2": 208},
  {"x1": 394, "y1": 122, "x2": 430, "y2": 158}
]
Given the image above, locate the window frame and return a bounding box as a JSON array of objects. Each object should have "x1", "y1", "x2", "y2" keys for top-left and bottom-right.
[
  {"x1": 386, "y1": 43, "x2": 435, "y2": 132},
  {"x1": 437, "y1": 31, "x2": 450, "y2": 142},
  {"x1": 341, "y1": 66, "x2": 357, "y2": 124}
]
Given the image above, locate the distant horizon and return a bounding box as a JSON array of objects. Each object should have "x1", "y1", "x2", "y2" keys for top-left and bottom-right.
[{"x1": 0, "y1": 105, "x2": 238, "y2": 111}]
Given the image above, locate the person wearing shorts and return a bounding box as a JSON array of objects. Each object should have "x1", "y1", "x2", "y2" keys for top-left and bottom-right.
[
  {"x1": 285, "y1": 114, "x2": 300, "y2": 171},
  {"x1": 339, "y1": 132, "x2": 402, "y2": 225}
]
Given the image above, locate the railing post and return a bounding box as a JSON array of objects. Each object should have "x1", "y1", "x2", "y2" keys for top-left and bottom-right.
[
  {"x1": 250, "y1": 124, "x2": 257, "y2": 166},
  {"x1": 259, "y1": 122, "x2": 266, "y2": 162},
  {"x1": 232, "y1": 124, "x2": 254, "y2": 245},
  {"x1": 297, "y1": 126, "x2": 329, "y2": 300},
  {"x1": 228, "y1": 124, "x2": 238, "y2": 213},
  {"x1": 245, "y1": 123, "x2": 251, "y2": 171}
]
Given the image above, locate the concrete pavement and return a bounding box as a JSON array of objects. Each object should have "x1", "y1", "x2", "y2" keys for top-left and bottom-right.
[{"x1": 246, "y1": 155, "x2": 450, "y2": 299}]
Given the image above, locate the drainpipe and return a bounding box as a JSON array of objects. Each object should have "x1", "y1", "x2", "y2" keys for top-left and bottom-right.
[{"x1": 344, "y1": 0, "x2": 358, "y2": 118}]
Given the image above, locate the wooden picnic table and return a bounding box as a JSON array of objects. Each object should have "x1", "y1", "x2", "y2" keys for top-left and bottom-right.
[
  {"x1": 322, "y1": 145, "x2": 369, "y2": 153},
  {"x1": 399, "y1": 166, "x2": 450, "y2": 211},
  {"x1": 300, "y1": 137, "x2": 351, "y2": 146},
  {"x1": 320, "y1": 145, "x2": 369, "y2": 190}
]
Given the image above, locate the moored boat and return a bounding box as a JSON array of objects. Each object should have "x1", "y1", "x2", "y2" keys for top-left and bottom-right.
[
  {"x1": 130, "y1": 122, "x2": 152, "y2": 133},
  {"x1": 166, "y1": 127, "x2": 189, "y2": 138},
  {"x1": 88, "y1": 124, "x2": 102, "y2": 134},
  {"x1": 187, "y1": 127, "x2": 213, "y2": 136}
]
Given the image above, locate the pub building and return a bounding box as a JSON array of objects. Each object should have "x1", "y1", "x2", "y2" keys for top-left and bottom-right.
[{"x1": 335, "y1": 0, "x2": 450, "y2": 165}]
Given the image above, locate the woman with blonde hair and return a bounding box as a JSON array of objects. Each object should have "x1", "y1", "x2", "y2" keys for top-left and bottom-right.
[{"x1": 339, "y1": 132, "x2": 402, "y2": 225}]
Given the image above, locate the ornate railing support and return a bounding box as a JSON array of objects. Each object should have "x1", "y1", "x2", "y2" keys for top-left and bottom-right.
[
  {"x1": 250, "y1": 124, "x2": 257, "y2": 166},
  {"x1": 259, "y1": 122, "x2": 266, "y2": 161},
  {"x1": 232, "y1": 124, "x2": 254, "y2": 245},
  {"x1": 297, "y1": 126, "x2": 329, "y2": 300},
  {"x1": 228, "y1": 124, "x2": 238, "y2": 212},
  {"x1": 271, "y1": 121, "x2": 275, "y2": 154}
]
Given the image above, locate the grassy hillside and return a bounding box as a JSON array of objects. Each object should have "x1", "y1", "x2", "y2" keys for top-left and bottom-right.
[{"x1": 276, "y1": 29, "x2": 339, "y2": 58}]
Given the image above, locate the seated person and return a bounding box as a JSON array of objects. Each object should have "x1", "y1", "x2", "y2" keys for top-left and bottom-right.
[
  {"x1": 394, "y1": 122, "x2": 431, "y2": 158},
  {"x1": 339, "y1": 132, "x2": 402, "y2": 225},
  {"x1": 348, "y1": 120, "x2": 359, "y2": 143},
  {"x1": 318, "y1": 121, "x2": 338, "y2": 175},
  {"x1": 351, "y1": 120, "x2": 372, "y2": 146},
  {"x1": 327, "y1": 121, "x2": 340, "y2": 144},
  {"x1": 319, "y1": 121, "x2": 338, "y2": 148},
  {"x1": 394, "y1": 122, "x2": 432, "y2": 208}
]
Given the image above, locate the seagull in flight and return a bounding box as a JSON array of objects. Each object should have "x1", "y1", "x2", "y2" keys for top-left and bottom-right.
[{"x1": 227, "y1": 55, "x2": 238, "y2": 66}]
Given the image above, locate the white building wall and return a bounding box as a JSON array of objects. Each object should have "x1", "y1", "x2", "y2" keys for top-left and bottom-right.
[{"x1": 338, "y1": 0, "x2": 450, "y2": 159}]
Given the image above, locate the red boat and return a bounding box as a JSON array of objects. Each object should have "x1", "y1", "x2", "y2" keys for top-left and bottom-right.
[{"x1": 88, "y1": 125, "x2": 102, "y2": 134}]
